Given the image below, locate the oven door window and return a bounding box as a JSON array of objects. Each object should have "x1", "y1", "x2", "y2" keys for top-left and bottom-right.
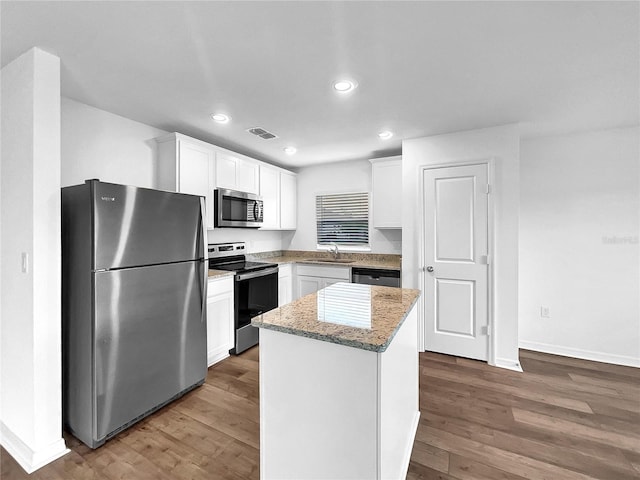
[{"x1": 236, "y1": 271, "x2": 278, "y2": 328}]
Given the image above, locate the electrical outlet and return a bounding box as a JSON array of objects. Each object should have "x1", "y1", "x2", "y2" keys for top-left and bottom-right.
[{"x1": 540, "y1": 306, "x2": 550, "y2": 318}]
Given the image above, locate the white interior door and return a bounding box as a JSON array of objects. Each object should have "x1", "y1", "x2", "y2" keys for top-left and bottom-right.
[{"x1": 422, "y1": 164, "x2": 489, "y2": 361}]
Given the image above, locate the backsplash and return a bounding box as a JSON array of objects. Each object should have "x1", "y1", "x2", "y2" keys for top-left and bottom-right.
[{"x1": 249, "y1": 250, "x2": 401, "y2": 264}]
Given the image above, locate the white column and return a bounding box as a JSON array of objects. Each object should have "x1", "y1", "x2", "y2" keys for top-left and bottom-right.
[{"x1": 1, "y1": 47, "x2": 68, "y2": 473}]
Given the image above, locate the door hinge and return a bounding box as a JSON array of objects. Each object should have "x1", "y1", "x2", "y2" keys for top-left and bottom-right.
[
  {"x1": 482, "y1": 325, "x2": 491, "y2": 336},
  {"x1": 486, "y1": 184, "x2": 491, "y2": 194},
  {"x1": 480, "y1": 255, "x2": 490, "y2": 265}
]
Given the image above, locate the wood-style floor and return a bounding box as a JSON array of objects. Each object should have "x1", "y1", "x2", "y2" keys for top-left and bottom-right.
[{"x1": 2, "y1": 348, "x2": 639, "y2": 479}]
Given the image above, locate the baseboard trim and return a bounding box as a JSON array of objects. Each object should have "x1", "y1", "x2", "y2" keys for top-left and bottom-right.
[
  {"x1": 207, "y1": 347, "x2": 230, "y2": 367},
  {"x1": 494, "y1": 357, "x2": 523, "y2": 372},
  {"x1": 0, "y1": 421, "x2": 69, "y2": 474},
  {"x1": 400, "y1": 411, "x2": 421, "y2": 480},
  {"x1": 519, "y1": 341, "x2": 640, "y2": 368}
]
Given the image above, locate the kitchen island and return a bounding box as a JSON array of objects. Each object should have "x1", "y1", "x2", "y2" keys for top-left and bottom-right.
[{"x1": 252, "y1": 282, "x2": 421, "y2": 480}]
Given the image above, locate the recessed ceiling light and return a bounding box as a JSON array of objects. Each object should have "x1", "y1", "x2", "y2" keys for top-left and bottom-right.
[
  {"x1": 333, "y1": 80, "x2": 357, "y2": 93},
  {"x1": 283, "y1": 146, "x2": 297, "y2": 155},
  {"x1": 211, "y1": 113, "x2": 230, "y2": 124},
  {"x1": 378, "y1": 130, "x2": 394, "y2": 140}
]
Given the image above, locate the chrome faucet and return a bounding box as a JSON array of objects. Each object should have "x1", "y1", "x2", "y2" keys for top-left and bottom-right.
[{"x1": 328, "y1": 242, "x2": 340, "y2": 259}]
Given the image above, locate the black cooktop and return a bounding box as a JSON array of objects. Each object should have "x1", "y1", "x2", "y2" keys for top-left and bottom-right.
[{"x1": 211, "y1": 260, "x2": 277, "y2": 273}]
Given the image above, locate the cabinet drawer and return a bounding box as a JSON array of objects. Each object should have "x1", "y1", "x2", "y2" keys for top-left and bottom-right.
[
  {"x1": 208, "y1": 276, "x2": 233, "y2": 297},
  {"x1": 296, "y1": 265, "x2": 350, "y2": 280}
]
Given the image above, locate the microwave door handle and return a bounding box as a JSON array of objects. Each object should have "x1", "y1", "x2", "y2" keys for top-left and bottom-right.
[{"x1": 253, "y1": 201, "x2": 259, "y2": 221}]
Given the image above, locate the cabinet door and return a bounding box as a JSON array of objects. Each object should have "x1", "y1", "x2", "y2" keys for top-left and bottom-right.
[
  {"x1": 278, "y1": 264, "x2": 293, "y2": 306},
  {"x1": 296, "y1": 276, "x2": 322, "y2": 300},
  {"x1": 278, "y1": 273, "x2": 293, "y2": 306},
  {"x1": 260, "y1": 165, "x2": 280, "y2": 230},
  {"x1": 215, "y1": 152, "x2": 260, "y2": 194},
  {"x1": 207, "y1": 278, "x2": 234, "y2": 366},
  {"x1": 236, "y1": 158, "x2": 259, "y2": 194},
  {"x1": 280, "y1": 172, "x2": 297, "y2": 230},
  {"x1": 215, "y1": 152, "x2": 238, "y2": 190},
  {"x1": 179, "y1": 141, "x2": 215, "y2": 229},
  {"x1": 371, "y1": 158, "x2": 402, "y2": 229},
  {"x1": 322, "y1": 278, "x2": 344, "y2": 289}
]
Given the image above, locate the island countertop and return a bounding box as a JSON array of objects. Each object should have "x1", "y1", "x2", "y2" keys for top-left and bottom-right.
[{"x1": 252, "y1": 282, "x2": 420, "y2": 352}]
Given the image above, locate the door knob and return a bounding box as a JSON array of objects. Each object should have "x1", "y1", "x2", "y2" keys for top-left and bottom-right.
[{"x1": 426, "y1": 266, "x2": 434, "y2": 273}]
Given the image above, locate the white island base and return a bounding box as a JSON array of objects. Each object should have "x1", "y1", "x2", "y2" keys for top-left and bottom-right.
[{"x1": 259, "y1": 305, "x2": 419, "y2": 480}]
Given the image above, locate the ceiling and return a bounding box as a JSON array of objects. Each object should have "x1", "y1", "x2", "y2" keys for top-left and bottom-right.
[{"x1": 1, "y1": 1, "x2": 638, "y2": 169}]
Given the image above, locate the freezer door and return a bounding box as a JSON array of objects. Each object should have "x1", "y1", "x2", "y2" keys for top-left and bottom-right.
[
  {"x1": 92, "y1": 181, "x2": 204, "y2": 270},
  {"x1": 93, "y1": 261, "x2": 206, "y2": 441}
]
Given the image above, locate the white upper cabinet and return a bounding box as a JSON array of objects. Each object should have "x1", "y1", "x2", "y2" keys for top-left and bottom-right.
[
  {"x1": 156, "y1": 133, "x2": 215, "y2": 229},
  {"x1": 260, "y1": 165, "x2": 281, "y2": 230},
  {"x1": 215, "y1": 151, "x2": 259, "y2": 194},
  {"x1": 370, "y1": 156, "x2": 402, "y2": 229},
  {"x1": 259, "y1": 165, "x2": 297, "y2": 231},
  {"x1": 280, "y1": 171, "x2": 297, "y2": 230},
  {"x1": 157, "y1": 132, "x2": 296, "y2": 231}
]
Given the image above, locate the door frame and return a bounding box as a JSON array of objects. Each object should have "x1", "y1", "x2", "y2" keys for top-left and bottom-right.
[{"x1": 418, "y1": 158, "x2": 496, "y2": 366}]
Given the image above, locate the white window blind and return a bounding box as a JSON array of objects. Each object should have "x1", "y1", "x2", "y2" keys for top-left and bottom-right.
[{"x1": 316, "y1": 192, "x2": 369, "y2": 246}]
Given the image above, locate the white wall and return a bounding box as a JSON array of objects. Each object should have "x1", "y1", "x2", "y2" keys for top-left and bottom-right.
[
  {"x1": 402, "y1": 125, "x2": 521, "y2": 370},
  {"x1": 286, "y1": 159, "x2": 402, "y2": 254},
  {"x1": 1, "y1": 48, "x2": 68, "y2": 473},
  {"x1": 519, "y1": 127, "x2": 640, "y2": 366},
  {"x1": 207, "y1": 228, "x2": 285, "y2": 254},
  {"x1": 61, "y1": 97, "x2": 167, "y2": 188}
]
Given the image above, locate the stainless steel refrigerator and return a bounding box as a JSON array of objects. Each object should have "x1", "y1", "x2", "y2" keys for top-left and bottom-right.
[{"x1": 61, "y1": 179, "x2": 207, "y2": 448}]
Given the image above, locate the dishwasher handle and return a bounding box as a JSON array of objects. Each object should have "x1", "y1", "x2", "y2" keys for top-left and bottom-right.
[{"x1": 351, "y1": 267, "x2": 400, "y2": 288}]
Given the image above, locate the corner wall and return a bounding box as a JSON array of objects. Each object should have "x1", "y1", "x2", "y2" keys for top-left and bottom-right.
[
  {"x1": 0, "y1": 48, "x2": 68, "y2": 472},
  {"x1": 402, "y1": 124, "x2": 521, "y2": 370},
  {"x1": 519, "y1": 127, "x2": 640, "y2": 366},
  {"x1": 61, "y1": 97, "x2": 167, "y2": 188}
]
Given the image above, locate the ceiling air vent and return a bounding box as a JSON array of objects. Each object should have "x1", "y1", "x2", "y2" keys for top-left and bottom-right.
[{"x1": 247, "y1": 127, "x2": 278, "y2": 140}]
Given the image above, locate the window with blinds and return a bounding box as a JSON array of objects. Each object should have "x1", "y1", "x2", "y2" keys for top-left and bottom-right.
[{"x1": 316, "y1": 192, "x2": 369, "y2": 246}]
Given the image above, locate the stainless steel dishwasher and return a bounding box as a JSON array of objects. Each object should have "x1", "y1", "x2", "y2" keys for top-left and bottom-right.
[{"x1": 351, "y1": 267, "x2": 401, "y2": 287}]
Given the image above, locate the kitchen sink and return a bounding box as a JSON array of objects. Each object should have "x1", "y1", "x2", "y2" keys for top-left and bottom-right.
[{"x1": 304, "y1": 258, "x2": 356, "y2": 264}]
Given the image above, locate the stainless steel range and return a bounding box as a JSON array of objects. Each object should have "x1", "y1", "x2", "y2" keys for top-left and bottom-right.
[{"x1": 208, "y1": 242, "x2": 278, "y2": 354}]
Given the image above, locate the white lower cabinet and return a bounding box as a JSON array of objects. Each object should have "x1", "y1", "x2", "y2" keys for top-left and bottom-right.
[
  {"x1": 294, "y1": 264, "x2": 351, "y2": 300},
  {"x1": 207, "y1": 276, "x2": 234, "y2": 366},
  {"x1": 278, "y1": 264, "x2": 293, "y2": 307}
]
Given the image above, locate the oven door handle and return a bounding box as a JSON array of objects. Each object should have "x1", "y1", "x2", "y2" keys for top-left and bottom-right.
[{"x1": 236, "y1": 266, "x2": 279, "y2": 282}]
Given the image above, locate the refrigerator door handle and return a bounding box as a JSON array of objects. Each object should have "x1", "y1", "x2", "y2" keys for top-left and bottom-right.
[
  {"x1": 200, "y1": 197, "x2": 208, "y2": 323},
  {"x1": 199, "y1": 196, "x2": 207, "y2": 259}
]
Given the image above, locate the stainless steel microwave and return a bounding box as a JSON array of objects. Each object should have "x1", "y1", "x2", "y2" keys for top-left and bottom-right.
[{"x1": 214, "y1": 188, "x2": 264, "y2": 228}]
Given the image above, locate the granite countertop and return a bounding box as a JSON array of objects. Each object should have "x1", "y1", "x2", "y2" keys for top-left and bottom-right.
[
  {"x1": 208, "y1": 269, "x2": 234, "y2": 279},
  {"x1": 251, "y1": 251, "x2": 401, "y2": 271},
  {"x1": 252, "y1": 282, "x2": 420, "y2": 352}
]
